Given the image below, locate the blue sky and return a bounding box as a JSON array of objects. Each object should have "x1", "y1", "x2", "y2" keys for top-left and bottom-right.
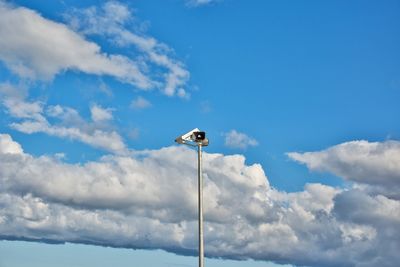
[{"x1": 0, "y1": 0, "x2": 399, "y2": 266}]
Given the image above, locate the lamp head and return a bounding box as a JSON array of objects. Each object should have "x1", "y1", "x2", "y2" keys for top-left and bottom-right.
[{"x1": 175, "y1": 128, "x2": 209, "y2": 146}]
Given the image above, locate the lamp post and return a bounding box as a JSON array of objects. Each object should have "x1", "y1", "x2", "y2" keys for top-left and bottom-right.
[{"x1": 175, "y1": 128, "x2": 209, "y2": 267}]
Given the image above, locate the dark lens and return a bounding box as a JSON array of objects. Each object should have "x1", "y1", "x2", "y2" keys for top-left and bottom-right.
[{"x1": 194, "y1": 131, "x2": 205, "y2": 140}]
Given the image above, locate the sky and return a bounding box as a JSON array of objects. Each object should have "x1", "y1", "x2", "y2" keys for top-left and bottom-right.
[{"x1": 0, "y1": 0, "x2": 399, "y2": 266}]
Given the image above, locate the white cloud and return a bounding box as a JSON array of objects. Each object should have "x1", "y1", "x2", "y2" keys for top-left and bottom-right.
[
  {"x1": 0, "y1": 82, "x2": 45, "y2": 121},
  {"x1": 0, "y1": 134, "x2": 23, "y2": 154},
  {"x1": 224, "y1": 130, "x2": 258, "y2": 150},
  {"x1": 287, "y1": 140, "x2": 400, "y2": 198},
  {"x1": 130, "y1": 96, "x2": 152, "y2": 110},
  {"x1": 0, "y1": 83, "x2": 127, "y2": 154},
  {"x1": 66, "y1": 1, "x2": 190, "y2": 98},
  {"x1": 1, "y1": 134, "x2": 399, "y2": 267},
  {"x1": 12, "y1": 120, "x2": 127, "y2": 154},
  {"x1": 90, "y1": 104, "x2": 113, "y2": 122},
  {"x1": 186, "y1": 0, "x2": 218, "y2": 7},
  {"x1": 0, "y1": 2, "x2": 152, "y2": 88}
]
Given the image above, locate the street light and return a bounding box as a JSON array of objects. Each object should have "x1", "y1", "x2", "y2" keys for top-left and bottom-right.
[{"x1": 175, "y1": 128, "x2": 209, "y2": 267}]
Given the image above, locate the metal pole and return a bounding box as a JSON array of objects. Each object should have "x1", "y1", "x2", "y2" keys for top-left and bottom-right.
[{"x1": 197, "y1": 143, "x2": 204, "y2": 267}]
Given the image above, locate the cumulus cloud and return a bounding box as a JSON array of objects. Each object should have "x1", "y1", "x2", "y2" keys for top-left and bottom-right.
[
  {"x1": 224, "y1": 130, "x2": 258, "y2": 150},
  {"x1": 332, "y1": 190, "x2": 400, "y2": 266},
  {"x1": 0, "y1": 2, "x2": 152, "y2": 88},
  {"x1": 0, "y1": 83, "x2": 126, "y2": 154},
  {"x1": 287, "y1": 140, "x2": 400, "y2": 199},
  {"x1": 0, "y1": 133, "x2": 23, "y2": 154},
  {"x1": 130, "y1": 96, "x2": 152, "y2": 110},
  {"x1": 65, "y1": 1, "x2": 190, "y2": 98},
  {"x1": 0, "y1": 134, "x2": 399, "y2": 267}
]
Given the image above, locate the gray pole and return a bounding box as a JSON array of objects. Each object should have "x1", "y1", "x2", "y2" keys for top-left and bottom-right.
[{"x1": 197, "y1": 143, "x2": 204, "y2": 267}]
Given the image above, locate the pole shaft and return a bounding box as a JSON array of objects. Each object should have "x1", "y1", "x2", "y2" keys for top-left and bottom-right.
[{"x1": 198, "y1": 144, "x2": 204, "y2": 267}]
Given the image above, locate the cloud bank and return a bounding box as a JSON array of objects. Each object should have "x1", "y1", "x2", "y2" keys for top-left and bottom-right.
[{"x1": 0, "y1": 134, "x2": 399, "y2": 267}]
